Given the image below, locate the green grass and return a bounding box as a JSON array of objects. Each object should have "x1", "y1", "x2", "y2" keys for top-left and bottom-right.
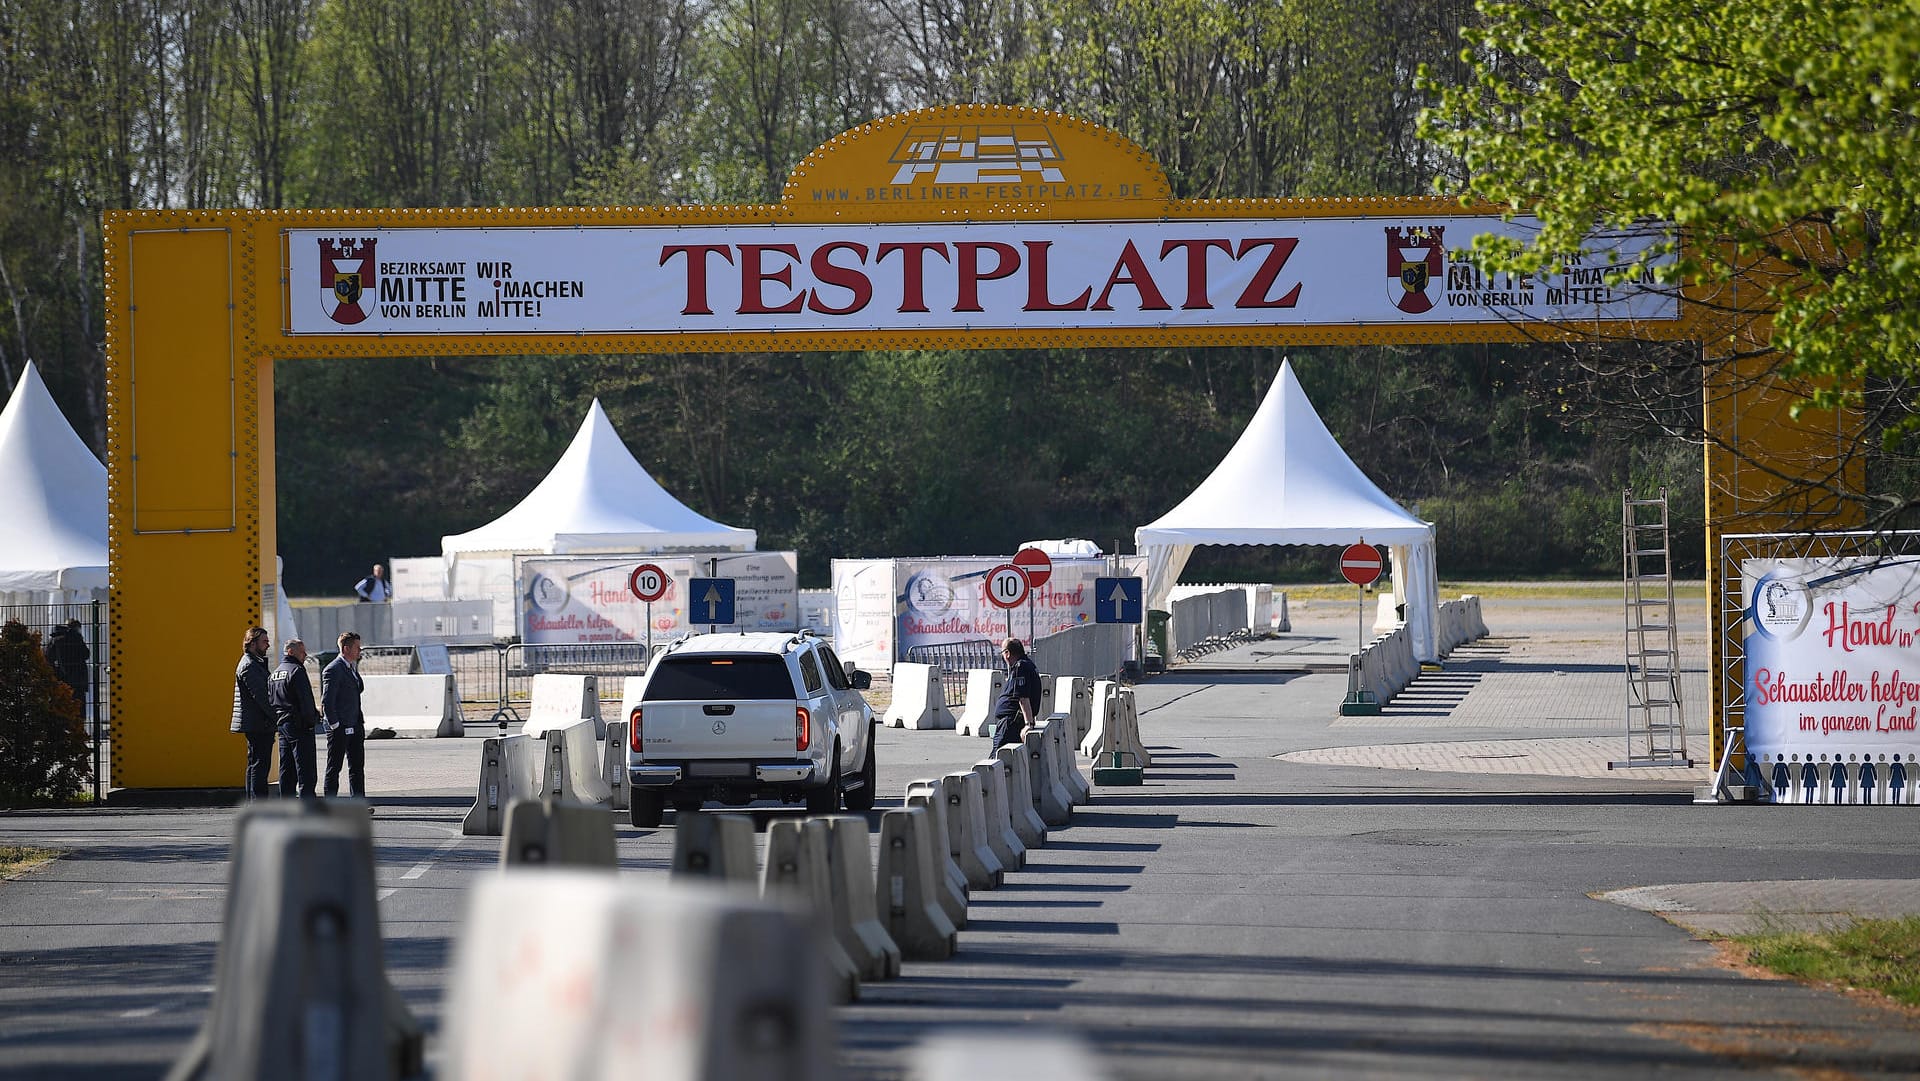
[
  {"x1": 0, "y1": 845, "x2": 61, "y2": 878},
  {"x1": 1734, "y1": 916, "x2": 1920, "y2": 1007}
]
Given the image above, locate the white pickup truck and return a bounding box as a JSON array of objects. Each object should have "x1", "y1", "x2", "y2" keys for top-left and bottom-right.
[{"x1": 624, "y1": 631, "x2": 877, "y2": 827}]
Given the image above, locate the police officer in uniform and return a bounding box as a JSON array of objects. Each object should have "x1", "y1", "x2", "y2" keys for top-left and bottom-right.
[
  {"x1": 990, "y1": 637, "x2": 1042, "y2": 754},
  {"x1": 269, "y1": 638, "x2": 321, "y2": 799},
  {"x1": 322, "y1": 631, "x2": 368, "y2": 800}
]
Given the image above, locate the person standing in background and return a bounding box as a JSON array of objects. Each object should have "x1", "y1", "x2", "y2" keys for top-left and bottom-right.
[
  {"x1": 354, "y1": 563, "x2": 391, "y2": 603},
  {"x1": 43, "y1": 619, "x2": 90, "y2": 713},
  {"x1": 269, "y1": 638, "x2": 320, "y2": 799},
  {"x1": 990, "y1": 637, "x2": 1042, "y2": 754},
  {"x1": 322, "y1": 631, "x2": 369, "y2": 801},
  {"x1": 230, "y1": 627, "x2": 275, "y2": 799}
]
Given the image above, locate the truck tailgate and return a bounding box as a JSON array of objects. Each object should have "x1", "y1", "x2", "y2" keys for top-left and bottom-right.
[{"x1": 641, "y1": 701, "x2": 797, "y2": 760}]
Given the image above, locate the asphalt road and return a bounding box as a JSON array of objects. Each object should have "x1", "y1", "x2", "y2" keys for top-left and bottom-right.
[{"x1": 4, "y1": 594, "x2": 1918, "y2": 1080}]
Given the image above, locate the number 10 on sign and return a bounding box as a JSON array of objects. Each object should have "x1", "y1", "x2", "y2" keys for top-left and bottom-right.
[{"x1": 985, "y1": 564, "x2": 1033, "y2": 639}]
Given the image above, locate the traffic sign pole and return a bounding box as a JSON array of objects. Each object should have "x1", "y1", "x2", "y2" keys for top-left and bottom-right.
[{"x1": 1339, "y1": 540, "x2": 1383, "y2": 716}]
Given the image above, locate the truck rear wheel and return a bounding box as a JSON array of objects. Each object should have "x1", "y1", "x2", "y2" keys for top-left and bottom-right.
[
  {"x1": 806, "y1": 749, "x2": 841, "y2": 814},
  {"x1": 841, "y1": 737, "x2": 877, "y2": 813},
  {"x1": 629, "y1": 791, "x2": 664, "y2": 828}
]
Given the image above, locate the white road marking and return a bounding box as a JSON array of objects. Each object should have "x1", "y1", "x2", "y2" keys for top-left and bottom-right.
[{"x1": 379, "y1": 831, "x2": 466, "y2": 902}]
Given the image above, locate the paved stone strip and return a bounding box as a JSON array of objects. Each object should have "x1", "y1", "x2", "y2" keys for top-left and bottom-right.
[
  {"x1": 1599, "y1": 879, "x2": 1920, "y2": 936},
  {"x1": 1277, "y1": 734, "x2": 1711, "y2": 780}
]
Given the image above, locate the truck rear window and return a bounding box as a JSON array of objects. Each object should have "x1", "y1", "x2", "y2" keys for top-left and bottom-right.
[{"x1": 643, "y1": 656, "x2": 797, "y2": 701}]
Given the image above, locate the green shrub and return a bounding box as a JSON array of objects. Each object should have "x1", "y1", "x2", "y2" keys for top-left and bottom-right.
[{"x1": 0, "y1": 621, "x2": 92, "y2": 806}]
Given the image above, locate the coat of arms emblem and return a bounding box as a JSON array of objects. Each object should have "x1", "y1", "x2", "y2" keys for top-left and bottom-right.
[
  {"x1": 1385, "y1": 226, "x2": 1444, "y2": 314},
  {"x1": 319, "y1": 238, "x2": 378, "y2": 325}
]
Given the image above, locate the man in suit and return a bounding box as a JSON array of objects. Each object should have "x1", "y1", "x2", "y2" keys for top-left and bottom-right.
[{"x1": 322, "y1": 631, "x2": 368, "y2": 800}]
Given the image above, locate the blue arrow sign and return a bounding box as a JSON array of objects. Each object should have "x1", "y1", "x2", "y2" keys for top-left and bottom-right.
[
  {"x1": 688, "y1": 577, "x2": 736, "y2": 626},
  {"x1": 1095, "y1": 577, "x2": 1143, "y2": 624}
]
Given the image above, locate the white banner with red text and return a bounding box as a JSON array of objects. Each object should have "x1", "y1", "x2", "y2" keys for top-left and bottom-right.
[
  {"x1": 287, "y1": 220, "x2": 1678, "y2": 336},
  {"x1": 516, "y1": 553, "x2": 798, "y2": 646},
  {"x1": 1743, "y1": 556, "x2": 1920, "y2": 767}
]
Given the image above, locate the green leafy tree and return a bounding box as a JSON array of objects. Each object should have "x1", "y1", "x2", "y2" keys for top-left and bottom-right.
[
  {"x1": 0, "y1": 622, "x2": 91, "y2": 806},
  {"x1": 1420, "y1": 0, "x2": 1920, "y2": 449}
]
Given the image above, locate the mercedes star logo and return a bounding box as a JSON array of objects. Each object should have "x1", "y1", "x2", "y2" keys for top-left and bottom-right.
[{"x1": 712, "y1": 720, "x2": 727, "y2": 735}]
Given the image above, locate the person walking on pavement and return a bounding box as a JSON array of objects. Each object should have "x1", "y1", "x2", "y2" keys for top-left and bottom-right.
[
  {"x1": 354, "y1": 563, "x2": 391, "y2": 603},
  {"x1": 990, "y1": 637, "x2": 1042, "y2": 754},
  {"x1": 230, "y1": 627, "x2": 276, "y2": 800},
  {"x1": 269, "y1": 637, "x2": 321, "y2": 799},
  {"x1": 322, "y1": 631, "x2": 369, "y2": 800},
  {"x1": 43, "y1": 618, "x2": 90, "y2": 713}
]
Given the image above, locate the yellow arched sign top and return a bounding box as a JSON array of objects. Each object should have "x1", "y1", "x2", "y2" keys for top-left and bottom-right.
[
  {"x1": 95, "y1": 105, "x2": 1833, "y2": 795},
  {"x1": 781, "y1": 104, "x2": 1173, "y2": 222}
]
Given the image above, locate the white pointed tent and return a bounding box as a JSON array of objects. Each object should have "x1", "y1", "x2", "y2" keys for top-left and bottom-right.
[
  {"x1": 0, "y1": 363, "x2": 108, "y2": 598},
  {"x1": 442, "y1": 399, "x2": 756, "y2": 559},
  {"x1": 1135, "y1": 360, "x2": 1441, "y2": 661}
]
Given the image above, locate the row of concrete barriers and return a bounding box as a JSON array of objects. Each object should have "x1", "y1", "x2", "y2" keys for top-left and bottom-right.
[
  {"x1": 172, "y1": 717, "x2": 1117, "y2": 1078},
  {"x1": 883, "y1": 667, "x2": 1151, "y2": 783},
  {"x1": 1351, "y1": 594, "x2": 1492, "y2": 709}
]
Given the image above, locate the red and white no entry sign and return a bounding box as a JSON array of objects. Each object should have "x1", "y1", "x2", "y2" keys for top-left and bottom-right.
[
  {"x1": 1012, "y1": 546, "x2": 1054, "y2": 589},
  {"x1": 985, "y1": 564, "x2": 1030, "y2": 609},
  {"x1": 1339, "y1": 543, "x2": 1383, "y2": 586},
  {"x1": 628, "y1": 562, "x2": 669, "y2": 602}
]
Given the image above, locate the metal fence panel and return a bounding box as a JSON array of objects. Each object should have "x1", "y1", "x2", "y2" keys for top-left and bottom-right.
[{"x1": 0, "y1": 600, "x2": 108, "y2": 800}]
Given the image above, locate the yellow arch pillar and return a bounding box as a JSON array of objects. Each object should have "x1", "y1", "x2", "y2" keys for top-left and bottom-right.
[{"x1": 105, "y1": 219, "x2": 276, "y2": 790}]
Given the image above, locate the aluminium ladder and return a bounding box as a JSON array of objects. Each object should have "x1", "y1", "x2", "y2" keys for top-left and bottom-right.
[{"x1": 1611, "y1": 488, "x2": 1694, "y2": 769}]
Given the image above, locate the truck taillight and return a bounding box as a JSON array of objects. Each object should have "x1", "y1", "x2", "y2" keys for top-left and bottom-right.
[
  {"x1": 629, "y1": 707, "x2": 643, "y2": 752},
  {"x1": 795, "y1": 706, "x2": 811, "y2": 751}
]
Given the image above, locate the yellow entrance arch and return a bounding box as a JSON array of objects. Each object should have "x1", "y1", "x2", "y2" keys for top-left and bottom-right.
[{"x1": 101, "y1": 104, "x2": 1850, "y2": 793}]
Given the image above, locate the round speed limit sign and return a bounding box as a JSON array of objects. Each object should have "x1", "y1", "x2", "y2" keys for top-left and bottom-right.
[
  {"x1": 985, "y1": 564, "x2": 1029, "y2": 609},
  {"x1": 628, "y1": 562, "x2": 669, "y2": 602}
]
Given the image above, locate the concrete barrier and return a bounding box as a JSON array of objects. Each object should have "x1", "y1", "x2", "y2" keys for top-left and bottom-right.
[
  {"x1": 995, "y1": 745, "x2": 1048, "y2": 849},
  {"x1": 1083, "y1": 680, "x2": 1117, "y2": 759},
  {"x1": 821, "y1": 816, "x2": 902, "y2": 982},
  {"x1": 1024, "y1": 727, "x2": 1073, "y2": 828},
  {"x1": 1352, "y1": 624, "x2": 1419, "y2": 706},
  {"x1": 167, "y1": 815, "x2": 402, "y2": 1081},
  {"x1": 441, "y1": 871, "x2": 834, "y2": 1081},
  {"x1": 969, "y1": 759, "x2": 1026, "y2": 871},
  {"x1": 501, "y1": 797, "x2": 616, "y2": 868},
  {"x1": 1046, "y1": 717, "x2": 1091, "y2": 805},
  {"x1": 943, "y1": 771, "x2": 1004, "y2": 890},
  {"x1": 1117, "y1": 687, "x2": 1150, "y2": 767},
  {"x1": 912, "y1": 1033, "x2": 1111, "y2": 1080},
  {"x1": 954, "y1": 668, "x2": 1004, "y2": 736},
  {"x1": 1274, "y1": 590, "x2": 1291, "y2": 632},
  {"x1": 905, "y1": 783, "x2": 969, "y2": 929},
  {"x1": 874, "y1": 807, "x2": 958, "y2": 961},
  {"x1": 761, "y1": 819, "x2": 859, "y2": 1003},
  {"x1": 522, "y1": 673, "x2": 604, "y2": 740},
  {"x1": 463, "y1": 734, "x2": 542, "y2": 836},
  {"x1": 602, "y1": 719, "x2": 629, "y2": 810},
  {"x1": 882, "y1": 663, "x2": 958, "y2": 729},
  {"x1": 671, "y1": 812, "x2": 759, "y2": 884},
  {"x1": 360, "y1": 672, "x2": 462, "y2": 738},
  {"x1": 1049, "y1": 675, "x2": 1091, "y2": 745},
  {"x1": 1086, "y1": 685, "x2": 1149, "y2": 775},
  {"x1": 541, "y1": 720, "x2": 612, "y2": 807}
]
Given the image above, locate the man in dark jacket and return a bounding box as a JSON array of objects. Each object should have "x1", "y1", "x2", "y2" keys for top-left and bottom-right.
[
  {"x1": 230, "y1": 627, "x2": 275, "y2": 799},
  {"x1": 44, "y1": 619, "x2": 90, "y2": 713},
  {"x1": 322, "y1": 631, "x2": 368, "y2": 799},
  {"x1": 268, "y1": 638, "x2": 321, "y2": 799},
  {"x1": 990, "y1": 637, "x2": 1042, "y2": 754}
]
